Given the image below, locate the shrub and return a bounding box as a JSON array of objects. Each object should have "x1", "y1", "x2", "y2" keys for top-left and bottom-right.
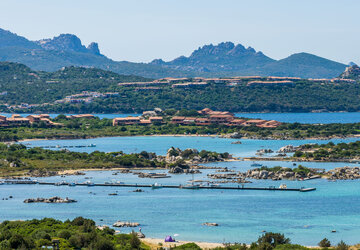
[
  {"x1": 257, "y1": 232, "x2": 290, "y2": 248},
  {"x1": 318, "y1": 238, "x2": 331, "y2": 248},
  {"x1": 58, "y1": 230, "x2": 72, "y2": 240},
  {"x1": 336, "y1": 240, "x2": 349, "y2": 250},
  {"x1": 91, "y1": 238, "x2": 114, "y2": 250},
  {"x1": 129, "y1": 231, "x2": 141, "y2": 249},
  {"x1": 172, "y1": 242, "x2": 202, "y2": 249}
]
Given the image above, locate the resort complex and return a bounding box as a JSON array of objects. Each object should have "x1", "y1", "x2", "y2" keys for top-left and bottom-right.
[{"x1": 113, "y1": 108, "x2": 282, "y2": 128}]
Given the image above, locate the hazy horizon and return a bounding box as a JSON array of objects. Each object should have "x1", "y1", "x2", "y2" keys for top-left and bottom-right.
[{"x1": 1, "y1": 0, "x2": 359, "y2": 64}]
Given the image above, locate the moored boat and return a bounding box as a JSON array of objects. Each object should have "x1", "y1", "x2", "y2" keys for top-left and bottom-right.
[{"x1": 151, "y1": 183, "x2": 163, "y2": 189}]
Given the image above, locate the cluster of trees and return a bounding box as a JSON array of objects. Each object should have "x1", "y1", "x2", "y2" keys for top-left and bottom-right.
[
  {"x1": 0, "y1": 143, "x2": 166, "y2": 177},
  {"x1": 0, "y1": 221, "x2": 350, "y2": 250},
  {"x1": 0, "y1": 217, "x2": 146, "y2": 249},
  {"x1": 258, "y1": 165, "x2": 311, "y2": 175},
  {"x1": 294, "y1": 141, "x2": 360, "y2": 160},
  {"x1": 0, "y1": 63, "x2": 149, "y2": 105}
]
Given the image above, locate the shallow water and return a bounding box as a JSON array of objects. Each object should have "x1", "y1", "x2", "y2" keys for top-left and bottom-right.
[
  {"x1": 2, "y1": 164, "x2": 360, "y2": 245},
  {"x1": 25, "y1": 136, "x2": 359, "y2": 158},
  {"x1": 5, "y1": 135, "x2": 360, "y2": 245}
]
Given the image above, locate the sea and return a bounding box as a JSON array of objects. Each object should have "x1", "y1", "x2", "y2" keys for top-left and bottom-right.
[{"x1": 1, "y1": 133, "x2": 360, "y2": 246}]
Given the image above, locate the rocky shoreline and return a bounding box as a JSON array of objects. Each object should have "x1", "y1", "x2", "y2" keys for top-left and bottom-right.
[
  {"x1": 208, "y1": 166, "x2": 360, "y2": 182},
  {"x1": 24, "y1": 196, "x2": 77, "y2": 203}
]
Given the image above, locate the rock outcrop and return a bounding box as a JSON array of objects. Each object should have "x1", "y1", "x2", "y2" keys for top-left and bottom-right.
[
  {"x1": 113, "y1": 221, "x2": 140, "y2": 227},
  {"x1": 202, "y1": 222, "x2": 219, "y2": 226},
  {"x1": 24, "y1": 196, "x2": 76, "y2": 203}
]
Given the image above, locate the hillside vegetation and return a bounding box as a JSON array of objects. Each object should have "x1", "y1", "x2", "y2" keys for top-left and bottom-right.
[{"x1": 1, "y1": 62, "x2": 360, "y2": 113}]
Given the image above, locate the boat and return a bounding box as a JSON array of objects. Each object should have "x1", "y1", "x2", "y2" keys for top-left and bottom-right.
[
  {"x1": 55, "y1": 181, "x2": 67, "y2": 186},
  {"x1": 279, "y1": 184, "x2": 287, "y2": 189},
  {"x1": 0, "y1": 181, "x2": 4, "y2": 185},
  {"x1": 251, "y1": 163, "x2": 263, "y2": 167},
  {"x1": 181, "y1": 184, "x2": 200, "y2": 189},
  {"x1": 88, "y1": 144, "x2": 96, "y2": 147},
  {"x1": 151, "y1": 183, "x2": 163, "y2": 189},
  {"x1": 68, "y1": 182, "x2": 76, "y2": 187},
  {"x1": 84, "y1": 181, "x2": 94, "y2": 186}
]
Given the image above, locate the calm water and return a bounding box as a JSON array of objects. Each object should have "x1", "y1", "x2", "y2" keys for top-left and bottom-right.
[
  {"x1": 2, "y1": 112, "x2": 360, "y2": 124},
  {"x1": 3, "y1": 135, "x2": 360, "y2": 245},
  {"x1": 24, "y1": 136, "x2": 359, "y2": 157}
]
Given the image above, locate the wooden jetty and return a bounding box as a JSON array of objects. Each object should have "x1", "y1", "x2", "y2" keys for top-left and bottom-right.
[{"x1": 4, "y1": 180, "x2": 316, "y2": 192}]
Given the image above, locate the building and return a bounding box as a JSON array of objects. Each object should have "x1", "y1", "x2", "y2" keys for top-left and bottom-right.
[
  {"x1": 69, "y1": 114, "x2": 95, "y2": 119},
  {"x1": 171, "y1": 116, "x2": 186, "y2": 124},
  {"x1": 242, "y1": 119, "x2": 267, "y2": 126},
  {"x1": 6, "y1": 114, "x2": 31, "y2": 126},
  {"x1": 208, "y1": 114, "x2": 234, "y2": 124},
  {"x1": 229, "y1": 119, "x2": 246, "y2": 126},
  {"x1": 195, "y1": 118, "x2": 211, "y2": 126},
  {"x1": 149, "y1": 117, "x2": 163, "y2": 123},
  {"x1": 113, "y1": 117, "x2": 141, "y2": 126}
]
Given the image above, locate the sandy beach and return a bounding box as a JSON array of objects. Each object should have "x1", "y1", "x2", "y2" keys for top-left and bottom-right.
[{"x1": 141, "y1": 238, "x2": 225, "y2": 249}]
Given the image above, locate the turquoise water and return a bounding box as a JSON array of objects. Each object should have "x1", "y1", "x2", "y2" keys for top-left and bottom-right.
[
  {"x1": 2, "y1": 165, "x2": 360, "y2": 245},
  {"x1": 3, "y1": 112, "x2": 360, "y2": 124},
  {"x1": 25, "y1": 136, "x2": 359, "y2": 157},
  {"x1": 3, "y1": 136, "x2": 360, "y2": 245},
  {"x1": 234, "y1": 112, "x2": 360, "y2": 124}
]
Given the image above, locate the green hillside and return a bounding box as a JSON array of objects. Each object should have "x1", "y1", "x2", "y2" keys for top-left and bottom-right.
[{"x1": 1, "y1": 62, "x2": 360, "y2": 113}]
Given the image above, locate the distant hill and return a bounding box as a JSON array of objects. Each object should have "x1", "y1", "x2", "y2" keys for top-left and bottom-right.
[
  {"x1": 0, "y1": 28, "x2": 188, "y2": 78},
  {"x1": 0, "y1": 28, "x2": 349, "y2": 78},
  {"x1": 152, "y1": 42, "x2": 347, "y2": 78},
  {"x1": 151, "y1": 42, "x2": 275, "y2": 73},
  {"x1": 258, "y1": 53, "x2": 347, "y2": 78}
]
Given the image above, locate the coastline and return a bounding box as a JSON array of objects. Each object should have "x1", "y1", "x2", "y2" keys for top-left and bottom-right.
[
  {"x1": 16, "y1": 133, "x2": 360, "y2": 144},
  {"x1": 140, "y1": 238, "x2": 322, "y2": 249},
  {"x1": 141, "y1": 238, "x2": 225, "y2": 249}
]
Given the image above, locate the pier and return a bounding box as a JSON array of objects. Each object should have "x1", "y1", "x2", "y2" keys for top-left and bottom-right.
[{"x1": 3, "y1": 181, "x2": 316, "y2": 192}]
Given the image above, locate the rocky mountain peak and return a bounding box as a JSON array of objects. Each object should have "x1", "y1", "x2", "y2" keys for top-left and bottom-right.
[
  {"x1": 87, "y1": 42, "x2": 100, "y2": 55},
  {"x1": 36, "y1": 34, "x2": 100, "y2": 55}
]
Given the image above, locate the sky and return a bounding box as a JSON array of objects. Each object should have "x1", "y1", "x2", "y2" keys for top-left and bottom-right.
[{"x1": 0, "y1": 0, "x2": 359, "y2": 64}]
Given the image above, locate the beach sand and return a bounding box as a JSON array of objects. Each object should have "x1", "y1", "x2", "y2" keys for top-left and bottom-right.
[{"x1": 141, "y1": 238, "x2": 224, "y2": 249}]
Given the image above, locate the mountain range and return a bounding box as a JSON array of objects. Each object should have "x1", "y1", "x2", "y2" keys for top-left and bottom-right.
[{"x1": 0, "y1": 28, "x2": 349, "y2": 78}]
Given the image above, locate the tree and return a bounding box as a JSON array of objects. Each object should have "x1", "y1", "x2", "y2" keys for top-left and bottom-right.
[
  {"x1": 336, "y1": 240, "x2": 349, "y2": 250},
  {"x1": 257, "y1": 232, "x2": 290, "y2": 248},
  {"x1": 318, "y1": 238, "x2": 331, "y2": 248},
  {"x1": 92, "y1": 238, "x2": 114, "y2": 250},
  {"x1": 130, "y1": 231, "x2": 141, "y2": 249}
]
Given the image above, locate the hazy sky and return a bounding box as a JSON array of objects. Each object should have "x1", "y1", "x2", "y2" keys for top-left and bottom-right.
[{"x1": 0, "y1": 0, "x2": 359, "y2": 64}]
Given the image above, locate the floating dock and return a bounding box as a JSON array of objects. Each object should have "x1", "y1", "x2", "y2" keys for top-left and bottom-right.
[{"x1": 3, "y1": 181, "x2": 316, "y2": 192}]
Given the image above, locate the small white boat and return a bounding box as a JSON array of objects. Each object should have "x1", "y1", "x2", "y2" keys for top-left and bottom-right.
[
  {"x1": 279, "y1": 184, "x2": 287, "y2": 189},
  {"x1": 151, "y1": 183, "x2": 163, "y2": 189},
  {"x1": 84, "y1": 181, "x2": 94, "y2": 186}
]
